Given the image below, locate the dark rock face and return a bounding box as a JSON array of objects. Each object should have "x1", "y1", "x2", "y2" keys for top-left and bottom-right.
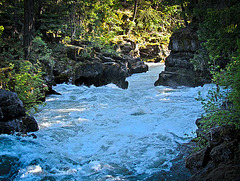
[
  {"x1": 40, "y1": 40, "x2": 149, "y2": 90},
  {"x1": 185, "y1": 146, "x2": 212, "y2": 172},
  {"x1": 101, "y1": 62, "x2": 129, "y2": 89},
  {"x1": 128, "y1": 57, "x2": 148, "y2": 74},
  {"x1": 155, "y1": 26, "x2": 211, "y2": 87},
  {"x1": 0, "y1": 89, "x2": 39, "y2": 134},
  {"x1": 0, "y1": 89, "x2": 26, "y2": 122},
  {"x1": 186, "y1": 122, "x2": 240, "y2": 181},
  {"x1": 51, "y1": 42, "x2": 148, "y2": 89},
  {"x1": 74, "y1": 61, "x2": 129, "y2": 89},
  {"x1": 21, "y1": 115, "x2": 39, "y2": 133},
  {"x1": 139, "y1": 45, "x2": 161, "y2": 58}
]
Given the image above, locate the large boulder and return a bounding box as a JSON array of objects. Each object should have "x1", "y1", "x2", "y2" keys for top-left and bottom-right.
[
  {"x1": 155, "y1": 26, "x2": 211, "y2": 87},
  {"x1": 50, "y1": 42, "x2": 148, "y2": 89},
  {"x1": 139, "y1": 44, "x2": 161, "y2": 58},
  {"x1": 0, "y1": 89, "x2": 26, "y2": 122},
  {"x1": 74, "y1": 61, "x2": 104, "y2": 86},
  {"x1": 73, "y1": 61, "x2": 129, "y2": 89},
  {"x1": 186, "y1": 122, "x2": 240, "y2": 181},
  {"x1": 128, "y1": 57, "x2": 148, "y2": 74},
  {"x1": 185, "y1": 146, "x2": 211, "y2": 173},
  {"x1": 0, "y1": 89, "x2": 39, "y2": 134},
  {"x1": 101, "y1": 62, "x2": 129, "y2": 89}
]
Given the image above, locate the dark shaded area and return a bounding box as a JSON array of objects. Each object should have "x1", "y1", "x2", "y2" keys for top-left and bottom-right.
[
  {"x1": 0, "y1": 89, "x2": 39, "y2": 134},
  {"x1": 154, "y1": 25, "x2": 211, "y2": 88},
  {"x1": 186, "y1": 120, "x2": 240, "y2": 181}
]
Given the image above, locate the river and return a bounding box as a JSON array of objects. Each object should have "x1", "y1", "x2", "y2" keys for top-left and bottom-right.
[{"x1": 0, "y1": 63, "x2": 213, "y2": 180}]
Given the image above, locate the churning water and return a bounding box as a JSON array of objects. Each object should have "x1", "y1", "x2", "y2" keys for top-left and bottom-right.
[{"x1": 0, "y1": 63, "x2": 214, "y2": 180}]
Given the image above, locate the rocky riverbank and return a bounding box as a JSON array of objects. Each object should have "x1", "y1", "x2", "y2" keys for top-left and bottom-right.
[
  {"x1": 43, "y1": 40, "x2": 148, "y2": 91},
  {"x1": 0, "y1": 89, "x2": 38, "y2": 135},
  {"x1": 154, "y1": 25, "x2": 211, "y2": 88},
  {"x1": 154, "y1": 24, "x2": 240, "y2": 180},
  {"x1": 185, "y1": 119, "x2": 240, "y2": 180}
]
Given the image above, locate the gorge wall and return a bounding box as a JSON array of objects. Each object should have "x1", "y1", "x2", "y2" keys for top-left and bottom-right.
[{"x1": 154, "y1": 26, "x2": 211, "y2": 88}]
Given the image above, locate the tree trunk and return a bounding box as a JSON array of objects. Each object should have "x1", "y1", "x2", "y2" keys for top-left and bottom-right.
[
  {"x1": 36, "y1": 0, "x2": 43, "y2": 30},
  {"x1": 24, "y1": 0, "x2": 34, "y2": 60},
  {"x1": 181, "y1": 3, "x2": 188, "y2": 26},
  {"x1": 132, "y1": 0, "x2": 138, "y2": 22},
  {"x1": 13, "y1": 0, "x2": 19, "y2": 36},
  {"x1": 70, "y1": 5, "x2": 76, "y2": 40}
]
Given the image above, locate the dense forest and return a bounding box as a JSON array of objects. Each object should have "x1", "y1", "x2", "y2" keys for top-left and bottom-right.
[
  {"x1": 0, "y1": 0, "x2": 240, "y2": 154},
  {"x1": 0, "y1": 0, "x2": 186, "y2": 109},
  {"x1": 0, "y1": 0, "x2": 240, "y2": 180}
]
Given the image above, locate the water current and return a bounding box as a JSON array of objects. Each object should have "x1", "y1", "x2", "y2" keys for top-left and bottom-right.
[{"x1": 0, "y1": 63, "x2": 214, "y2": 180}]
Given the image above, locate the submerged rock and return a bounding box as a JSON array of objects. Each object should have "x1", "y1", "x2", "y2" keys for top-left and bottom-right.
[
  {"x1": 0, "y1": 89, "x2": 39, "y2": 135},
  {"x1": 0, "y1": 155, "x2": 20, "y2": 180}
]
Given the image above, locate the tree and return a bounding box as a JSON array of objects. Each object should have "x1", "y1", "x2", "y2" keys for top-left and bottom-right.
[
  {"x1": 132, "y1": 0, "x2": 138, "y2": 22},
  {"x1": 23, "y1": 0, "x2": 34, "y2": 60}
]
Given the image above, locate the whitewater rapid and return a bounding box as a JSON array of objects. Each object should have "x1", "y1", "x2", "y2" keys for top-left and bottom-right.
[{"x1": 0, "y1": 63, "x2": 214, "y2": 180}]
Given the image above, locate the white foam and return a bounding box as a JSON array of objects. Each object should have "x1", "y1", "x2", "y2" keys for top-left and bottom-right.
[{"x1": 0, "y1": 63, "x2": 214, "y2": 180}]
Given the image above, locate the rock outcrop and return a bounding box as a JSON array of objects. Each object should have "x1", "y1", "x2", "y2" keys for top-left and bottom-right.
[
  {"x1": 112, "y1": 35, "x2": 170, "y2": 62},
  {"x1": 185, "y1": 120, "x2": 240, "y2": 181},
  {"x1": 50, "y1": 41, "x2": 148, "y2": 89},
  {"x1": 0, "y1": 89, "x2": 39, "y2": 134},
  {"x1": 154, "y1": 26, "x2": 211, "y2": 87},
  {"x1": 74, "y1": 59, "x2": 129, "y2": 89}
]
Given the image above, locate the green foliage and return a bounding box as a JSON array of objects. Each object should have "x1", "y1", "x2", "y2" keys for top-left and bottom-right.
[
  {"x1": 0, "y1": 0, "x2": 187, "y2": 110},
  {"x1": 191, "y1": 136, "x2": 208, "y2": 152},
  {"x1": 191, "y1": 48, "x2": 210, "y2": 71},
  {"x1": 0, "y1": 36, "x2": 49, "y2": 111},
  {"x1": 0, "y1": 25, "x2": 3, "y2": 43},
  {"x1": 228, "y1": 59, "x2": 240, "y2": 112},
  {"x1": 0, "y1": 40, "x2": 24, "y2": 61},
  {"x1": 195, "y1": 47, "x2": 240, "y2": 149},
  {"x1": 0, "y1": 61, "x2": 47, "y2": 111},
  {"x1": 29, "y1": 36, "x2": 54, "y2": 68},
  {"x1": 196, "y1": 86, "x2": 226, "y2": 113},
  {"x1": 136, "y1": 3, "x2": 183, "y2": 33},
  {"x1": 81, "y1": 37, "x2": 120, "y2": 58},
  {"x1": 198, "y1": 3, "x2": 240, "y2": 65},
  {"x1": 213, "y1": 45, "x2": 240, "y2": 116},
  {"x1": 0, "y1": 25, "x2": 3, "y2": 34},
  {"x1": 194, "y1": 1, "x2": 240, "y2": 131},
  {"x1": 188, "y1": 1, "x2": 240, "y2": 73}
]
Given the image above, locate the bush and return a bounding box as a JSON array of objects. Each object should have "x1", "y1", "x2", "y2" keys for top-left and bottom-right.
[
  {"x1": 195, "y1": 46, "x2": 240, "y2": 150},
  {"x1": 0, "y1": 61, "x2": 47, "y2": 111},
  {"x1": 0, "y1": 25, "x2": 3, "y2": 45}
]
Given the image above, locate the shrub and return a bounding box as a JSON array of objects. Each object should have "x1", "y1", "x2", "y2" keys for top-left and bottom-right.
[
  {"x1": 0, "y1": 61, "x2": 47, "y2": 111},
  {"x1": 195, "y1": 46, "x2": 240, "y2": 150}
]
